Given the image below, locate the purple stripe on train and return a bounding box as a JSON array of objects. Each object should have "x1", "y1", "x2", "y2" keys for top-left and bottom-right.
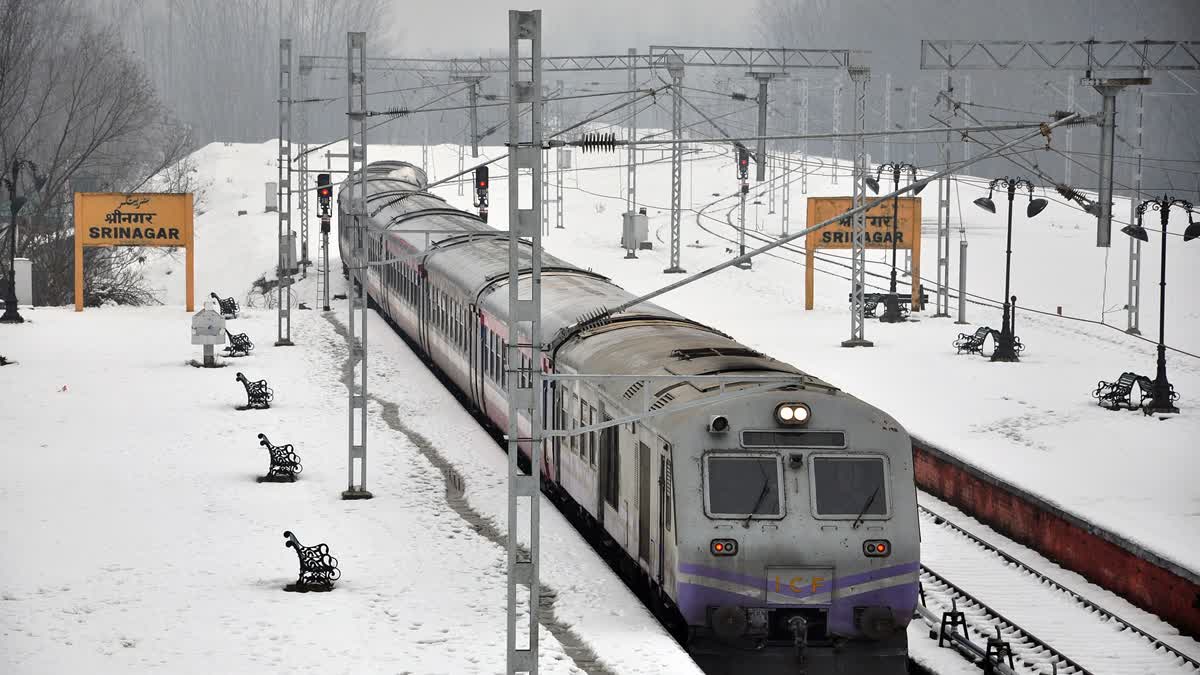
[{"x1": 678, "y1": 560, "x2": 919, "y2": 599}]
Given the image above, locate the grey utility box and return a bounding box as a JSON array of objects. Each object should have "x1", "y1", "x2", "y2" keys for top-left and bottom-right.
[
  {"x1": 622, "y1": 211, "x2": 651, "y2": 251},
  {"x1": 265, "y1": 182, "x2": 278, "y2": 212},
  {"x1": 280, "y1": 232, "x2": 298, "y2": 277}
]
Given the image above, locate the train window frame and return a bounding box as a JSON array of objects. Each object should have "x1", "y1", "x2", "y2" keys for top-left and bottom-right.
[
  {"x1": 587, "y1": 405, "x2": 597, "y2": 467},
  {"x1": 570, "y1": 392, "x2": 580, "y2": 454},
  {"x1": 807, "y1": 453, "x2": 892, "y2": 522},
  {"x1": 701, "y1": 452, "x2": 786, "y2": 521}
]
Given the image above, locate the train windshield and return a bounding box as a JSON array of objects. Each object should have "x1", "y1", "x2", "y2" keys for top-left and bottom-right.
[
  {"x1": 704, "y1": 454, "x2": 784, "y2": 519},
  {"x1": 810, "y1": 456, "x2": 889, "y2": 518}
]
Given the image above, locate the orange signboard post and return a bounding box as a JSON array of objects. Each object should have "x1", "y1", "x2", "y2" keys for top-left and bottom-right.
[
  {"x1": 804, "y1": 196, "x2": 922, "y2": 310},
  {"x1": 74, "y1": 193, "x2": 195, "y2": 311}
]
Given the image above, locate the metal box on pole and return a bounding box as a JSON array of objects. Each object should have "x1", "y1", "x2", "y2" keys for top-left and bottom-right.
[{"x1": 14, "y1": 258, "x2": 31, "y2": 305}]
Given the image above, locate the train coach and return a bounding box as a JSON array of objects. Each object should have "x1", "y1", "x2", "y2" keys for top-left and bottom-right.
[{"x1": 338, "y1": 160, "x2": 919, "y2": 672}]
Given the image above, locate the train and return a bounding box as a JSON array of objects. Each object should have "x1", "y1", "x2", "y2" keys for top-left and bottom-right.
[{"x1": 338, "y1": 160, "x2": 919, "y2": 673}]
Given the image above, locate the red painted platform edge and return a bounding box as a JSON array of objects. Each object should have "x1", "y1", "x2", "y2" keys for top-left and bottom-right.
[{"x1": 912, "y1": 434, "x2": 1200, "y2": 638}]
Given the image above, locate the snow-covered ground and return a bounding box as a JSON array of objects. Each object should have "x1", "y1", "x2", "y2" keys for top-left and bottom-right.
[
  {"x1": 0, "y1": 304, "x2": 701, "y2": 674},
  {"x1": 4, "y1": 137, "x2": 1195, "y2": 672}
]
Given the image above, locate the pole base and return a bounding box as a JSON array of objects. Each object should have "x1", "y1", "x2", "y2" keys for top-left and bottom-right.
[
  {"x1": 624, "y1": 252, "x2": 638, "y2": 259},
  {"x1": 1143, "y1": 403, "x2": 1180, "y2": 416},
  {"x1": 931, "y1": 312, "x2": 951, "y2": 318},
  {"x1": 840, "y1": 338, "x2": 875, "y2": 348},
  {"x1": 954, "y1": 320, "x2": 970, "y2": 325},
  {"x1": 341, "y1": 488, "x2": 373, "y2": 500},
  {"x1": 663, "y1": 267, "x2": 687, "y2": 274},
  {"x1": 0, "y1": 303, "x2": 25, "y2": 323},
  {"x1": 274, "y1": 339, "x2": 295, "y2": 347},
  {"x1": 734, "y1": 262, "x2": 752, "y2": 270},
  {"x1": 1125, "y1": 327, "x2": 1142, "y2": 336}
]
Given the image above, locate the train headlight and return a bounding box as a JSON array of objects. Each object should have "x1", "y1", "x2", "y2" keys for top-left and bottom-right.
[
  {"x1": 707, "y1": 415, "x2": 730, "y2": 433},
  {"x1": 775, "y1": 402, "x2": 811, "y2": 426},
  {"x1": 710, "y1": 539, "x2": 738, "y2": 556},
  {"x1": 863, "y1": 539, "x2": 890, "y2": 557}
]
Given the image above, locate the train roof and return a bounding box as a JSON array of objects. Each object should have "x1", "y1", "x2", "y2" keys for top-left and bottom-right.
[{"x1": 339, "y1": 160, "x2": 838, "y2": 394}]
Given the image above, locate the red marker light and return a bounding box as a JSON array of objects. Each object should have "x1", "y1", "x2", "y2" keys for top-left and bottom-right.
[{"x1": 715, "y1": 543, "x2": 724, "y2": 552}]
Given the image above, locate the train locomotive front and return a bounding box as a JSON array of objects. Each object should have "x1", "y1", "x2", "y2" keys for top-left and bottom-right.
[{"x1": 338, "y1": 160, "x2": 919, "y2": 673}]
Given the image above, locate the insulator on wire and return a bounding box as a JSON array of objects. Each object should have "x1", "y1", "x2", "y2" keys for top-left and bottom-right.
[
  {"x1": 578, "y1": 132, "x2": 617, "y2": 153},
  {"x1": 731, "y1": 92, "x2": 748, "y2": 101},
  {"x1": 1055, "y1": 184, "x2": 1080, "y2": 202}
]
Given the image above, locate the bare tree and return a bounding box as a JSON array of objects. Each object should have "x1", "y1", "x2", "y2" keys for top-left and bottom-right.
[{"x1": 1, "y1": 0, "x2": 194, "y2": 306}]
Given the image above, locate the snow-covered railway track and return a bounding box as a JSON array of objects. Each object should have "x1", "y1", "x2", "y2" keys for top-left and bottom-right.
[{"x1": 917, "y1": 505, "x2": 1200, "y2": 674}]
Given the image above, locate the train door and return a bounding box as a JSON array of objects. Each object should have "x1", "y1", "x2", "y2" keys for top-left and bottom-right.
[
  {"x1": 638, "y1": 440, "x2": 652, "y2": 565},
  {"x1": 658, "y1": 439, "x2": 674, "y2": 586},
  {"x1": 551, "y1": 383, "x2": 562, "y2": 485},
  {"x1": 597, "y1": 410, "x2": 614, "y2": 526}
]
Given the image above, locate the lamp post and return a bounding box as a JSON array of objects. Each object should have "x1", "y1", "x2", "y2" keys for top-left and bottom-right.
[
  {"x1": 1122, "y1": 196, "x2": 1199, "y2": 414},
  {"x1": 1, "y1": 158, "x2": 41, "y2": 324},
  {"x1": 972, "y1": 177, "x2": 1048, "y2": 362},
  {"x1": 867, "y1": 162, "x2": 923, "y2": 322}
]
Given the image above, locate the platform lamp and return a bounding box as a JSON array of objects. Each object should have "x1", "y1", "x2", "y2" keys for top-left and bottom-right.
[
  {"x1": 866, "y1": 163, "x2": 925, "y2": 323},
  {"x1": 972, "y1": 177, "x2": 1048, "y2": 362},
  {"x1": 2, "y1": 158, "x2": 44, "y2": 324},
  {"x1": 1121, "y1": 196, "x2": 1198, "y2": 414}
]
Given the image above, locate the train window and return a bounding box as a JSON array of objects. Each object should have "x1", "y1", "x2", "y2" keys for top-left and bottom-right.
[
  {"x1": 663, "y1": 457, "x2": 673, "y2": 532},
  {"x1": 588, "y1": 405, "x2": 597, "y2": 467},
  {"x1": 570, "y1": 393, "x2": 579, "y2": 453},
  {"x1": 578, "y1": 399, "x2": 588, "y2": 457},
  {"x1": 703, "y1": 454, "x2": 784, "y2": 519},
  {"x1": 501, "y1": 341, "x2": 508, "y2": 387},
  {"x1": 809, "y1": 456, "x2": 889, "y2": 519}
]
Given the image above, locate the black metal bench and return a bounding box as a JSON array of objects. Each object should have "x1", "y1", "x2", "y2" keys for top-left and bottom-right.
[
  {"x1": 283, "y1": 530, "x2": 340, "y2": 592},
  {"x1": 954, "y1": 326, "x2": 994, "y2": 355},
  {"x1": 210, "y1": 292, "x2": 239, "y2": 319},
  {"x1": 223, "y1": 329, "x2": 254, "y2": 357},
  {"x1": 256, "y1": 433, "x2": 301, "y2": 482},
  {"x1": 1092, "y1": 371, "x2": 1143, "y2": 410},
  {"x1": 235, "y1": 372, "x2": 273, "y2": 410},
  {"x1": 849, "y1": 290, "x2": 930, "y2": 318}
]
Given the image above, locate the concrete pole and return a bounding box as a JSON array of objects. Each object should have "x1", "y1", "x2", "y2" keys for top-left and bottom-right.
[
  {"x1": 956, "y1": 238, "x2": 968, "y2": 324},
  {"x1": 799, "y1": 78, "x2": 808, "y2": 194},
  {"x1": 627, "y1": 47, "x2": 638, "y2": 215},
  {"x1": 831, "y1": 79, "x2": 842, "y2": 185},
  {"x1": 883, "y1": 72, "x2": 891, "y2": 164},
  {"x1": 1065, "y1": 76, "x2": 1074, "y2": 185},
  {"x1": 933, "y1": 72, "x2": 953, "y2": 317},
  {"x1": 1094, "y1": 84, "x2": 1121, "y2": 247},
  {"x1": 752, "y1": 73, "x2": 773, "y2": 182}
]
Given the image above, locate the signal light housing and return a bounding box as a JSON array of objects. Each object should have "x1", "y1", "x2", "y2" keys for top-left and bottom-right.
[
  {"x1": 863, "y1": 540, "x2": 890, "y2": 557},
  {"x1": 736, "y1": 147, "x2": 750, "y2": 181},
  {"x1": 316, "y1": 172, "x2": 332, "y2": 216},
  {"x1": 711, "y1": 539, "x2": 738, "y2": 556},
  {"x1": 775, "y1": 402, "x2": 811, "y2": 426},
  {"x1": 474, "y1": 166, "x2": 490, "y2": 216}
]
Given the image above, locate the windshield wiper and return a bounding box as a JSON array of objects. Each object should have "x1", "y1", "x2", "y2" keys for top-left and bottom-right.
[
  {"x1": 851, "y1": 485, "x2": 881, "y2": 530},
  {"x1": 743, "y1": 462, "x2": 771, "y2": 529}
]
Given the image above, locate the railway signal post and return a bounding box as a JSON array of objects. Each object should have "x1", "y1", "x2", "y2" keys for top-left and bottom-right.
[{"x1": 317, "y1": 172, "x2": 333, "y2": 311}]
